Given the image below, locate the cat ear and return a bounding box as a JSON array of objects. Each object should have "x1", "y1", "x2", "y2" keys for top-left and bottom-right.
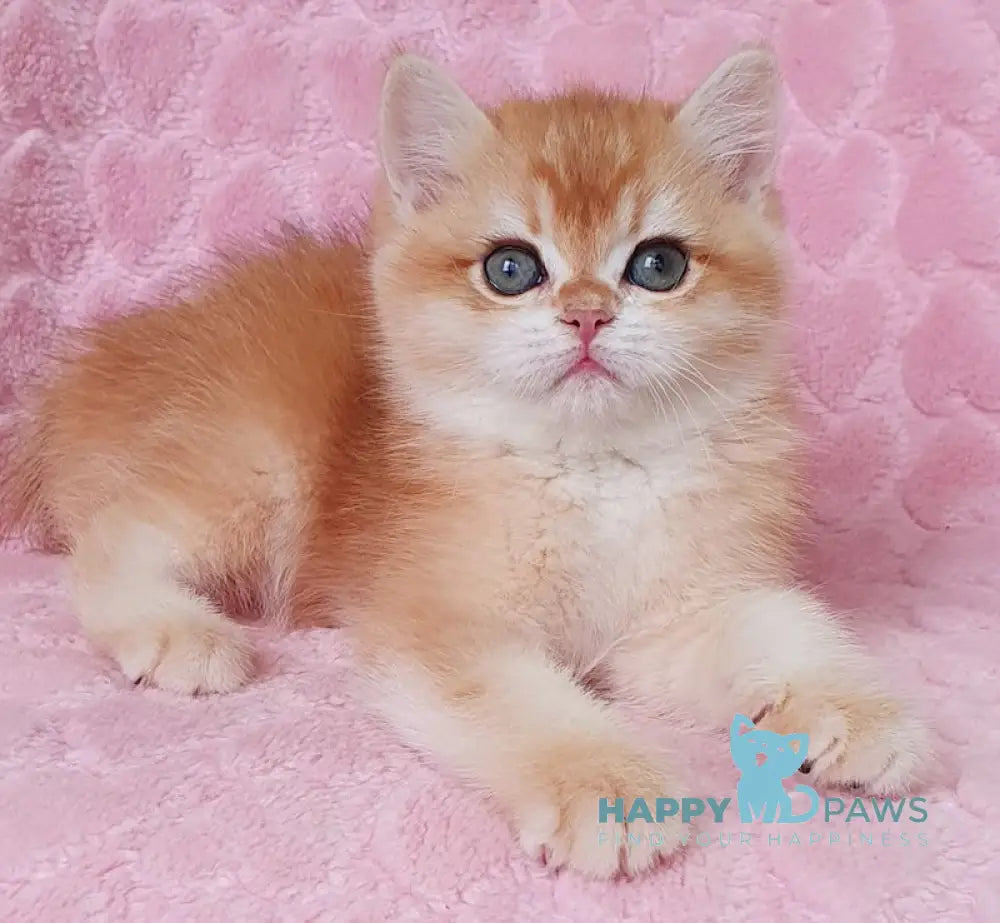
[
  {"x1": 378, "y1": 54, "x2": 496, "y2": 212},
  {"x1": 675, "y1": 46, "x2": 780, "y2": 199},
  {"x1": 786, "y1": 733, "x2": 809, "y2": 758},
  {"x1": 731, "y1": 714, "x2": 755, "y2": 737}
]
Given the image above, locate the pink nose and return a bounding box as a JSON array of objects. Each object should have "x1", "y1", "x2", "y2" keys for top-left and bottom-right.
[{"x1": 559, "y1": 308, "x2": 614, "y2": 348}]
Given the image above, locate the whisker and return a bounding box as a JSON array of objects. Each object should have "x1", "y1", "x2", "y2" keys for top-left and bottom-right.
[{"x1": 671, "y1": 357, "x2": 747, "y2": 448}]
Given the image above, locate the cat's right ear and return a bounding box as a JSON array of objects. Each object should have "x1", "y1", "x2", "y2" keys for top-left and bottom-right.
[
  {"x1": 675, "y1": 46, "x2": 780, "y2": 201},
  {"x1": 731, "y1": 713, "x2": 755, "y2": 737},
  {"x1": 378, "y1": 54, "x2": 496, "y2": 214}
]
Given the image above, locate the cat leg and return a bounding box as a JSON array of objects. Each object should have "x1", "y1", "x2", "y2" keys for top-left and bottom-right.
[
  {"x1": 610, "y1": 587, "x2": 928, "y2": 793},
  {"x1": 367, "y1": 642, "x2": 688, "y2": 878},
  {"x1": 71, "y1": 508, "x2": 253, "y2": 694}
]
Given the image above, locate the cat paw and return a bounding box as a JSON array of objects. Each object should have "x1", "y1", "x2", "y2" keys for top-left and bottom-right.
[
  {"x1": 512, "y1": 748, "x2": 687, "y2": 878},
  {"x1": 756, "y1": 688, "x2": 928, "y2": 794},
  {"x1": 113, "y1": 611, "x2": 254, "y2": 695}
]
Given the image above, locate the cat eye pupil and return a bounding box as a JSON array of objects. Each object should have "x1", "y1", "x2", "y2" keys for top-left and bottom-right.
[
  {"x1": 625, "y1": 239, "x2": 688, "y2": 292},
  {"x1": 484, "y1": 245, "x2": 545, "y2": 296}
]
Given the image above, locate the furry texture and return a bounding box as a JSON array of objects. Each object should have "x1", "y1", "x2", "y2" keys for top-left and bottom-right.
[
  {"x1": 0, "y1": 1, "x2": 996, "y2": 916},
  {"x1": 2, "y1": 44, "x2": 929, "y2": 880}
]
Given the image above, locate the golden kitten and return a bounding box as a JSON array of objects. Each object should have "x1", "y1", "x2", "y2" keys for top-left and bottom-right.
[{"x1": 2, "y1": 49, "x2": 926, "y2": 878}]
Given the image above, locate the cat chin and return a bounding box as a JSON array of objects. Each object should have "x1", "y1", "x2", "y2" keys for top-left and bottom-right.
[
  {"x1": 544, "y1": 376, "x2": 632, "y2": 419},
  {"x1": 401, "y1": 375, "x2": 656, "y2": 450}
]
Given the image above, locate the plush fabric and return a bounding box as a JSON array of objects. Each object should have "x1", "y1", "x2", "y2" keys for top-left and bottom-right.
[{"x1": 2, "y1": 1, "x2": 998, "y2": 919}]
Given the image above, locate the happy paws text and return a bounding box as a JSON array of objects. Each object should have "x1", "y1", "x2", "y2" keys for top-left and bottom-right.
[{"x1": 599, "y1": 795, "x2": 929, "y2": 825}]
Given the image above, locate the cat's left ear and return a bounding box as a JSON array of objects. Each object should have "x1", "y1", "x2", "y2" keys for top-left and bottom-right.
[
  {"x1": 786, "y1": 733, "x2": 809, "y2": 760},
  {"x1": 675, "y1": 46, "x2": 780, "y2": 201},
  {"x1": 379, "y1": 54, "x2": 497, "y2": 213}
]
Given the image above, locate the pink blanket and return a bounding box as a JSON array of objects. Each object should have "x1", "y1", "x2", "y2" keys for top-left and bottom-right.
[{"x1": 2, "y1": 1, "x2": 998, "y2": 919}]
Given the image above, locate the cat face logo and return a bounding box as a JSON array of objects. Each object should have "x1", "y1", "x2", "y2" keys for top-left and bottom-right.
[{"x1": 730, "y1": 714, "x2": 820, "y2": 824}]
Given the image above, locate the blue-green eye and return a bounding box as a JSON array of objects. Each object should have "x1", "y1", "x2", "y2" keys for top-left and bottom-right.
[
  {"x1": 625, "y1": 239, "x2": 689, "y2": 291},
  {"x1": 483, "y1": 245, "x2": 545, "y2": 296}
]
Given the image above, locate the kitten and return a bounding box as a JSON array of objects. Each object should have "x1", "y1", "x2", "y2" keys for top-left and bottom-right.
[{"x1": 1, "y1": 48, "x2": 927, "y2": 878}]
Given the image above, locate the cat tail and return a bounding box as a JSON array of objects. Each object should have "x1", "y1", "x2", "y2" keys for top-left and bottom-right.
[
  {"x1": 0, "y1": 328, "x2": 81, "y2": 551},
  {"x1": 786, "y1": 785, "x2": 821, "y2": 823},
  {"x1": 1, "y1": 410, "x2": 39, "y2": 537},
  {"x1": 0, "y1": 408, "x2": 60, "y2": 551}
]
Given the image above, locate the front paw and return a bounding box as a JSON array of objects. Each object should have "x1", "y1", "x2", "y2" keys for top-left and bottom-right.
[
  {"x1": 511, "y1": 747, "x2": 688, "y2": 879},
  {"x1": 756, "y1": 688, "x2": 928, "y2": 794},
  {"x1": 113, "y1": 609, "x2": 254, "y2": 695}
]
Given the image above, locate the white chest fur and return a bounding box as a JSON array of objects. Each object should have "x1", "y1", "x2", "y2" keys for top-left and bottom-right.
[{"x1": 501, "y1": 444, "x2": 712, "y2": 673}]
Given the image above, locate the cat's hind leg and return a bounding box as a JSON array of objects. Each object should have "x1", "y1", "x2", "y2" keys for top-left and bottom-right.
[{"x1": 70, "y1": 506, "x2": 254, "y2": 694}]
